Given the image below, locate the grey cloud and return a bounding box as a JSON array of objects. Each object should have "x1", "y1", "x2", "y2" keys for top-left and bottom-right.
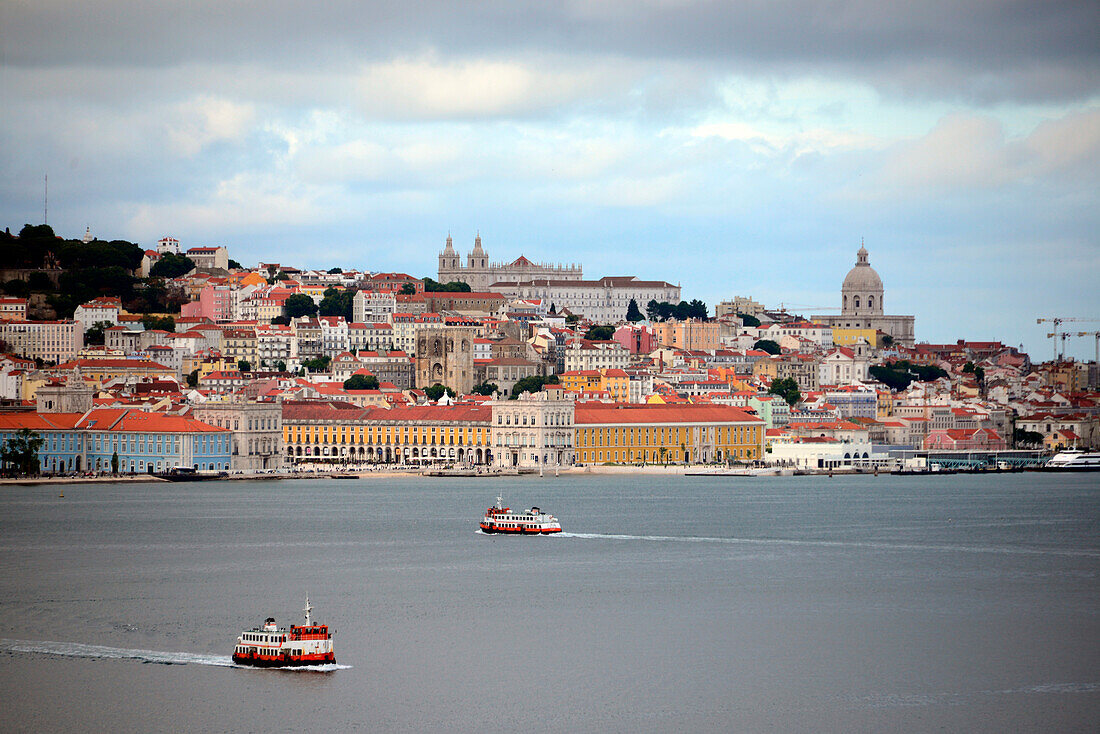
[{"x1": 4, "y1": 1, "x2": 1098, "y2": 104}]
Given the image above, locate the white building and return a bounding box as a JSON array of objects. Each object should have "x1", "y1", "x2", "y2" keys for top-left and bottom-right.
[
  {"x1": 255, "y1": 324, "x2": 298, "y2": 369},
  {"x1": 761, "y1": 322, "x2": 834, "y2": 350},
  {"x1": 491, "y1": 391, "x2": 576, "y2": 469},
  {"x1": 319, "y1": 316, "x2": 350, "y2": 358},
  {"x1": 157, "y1": 236, "x2": 180, "y2": 255},
  {"x1": 352, "y1": 291, "x2": 397, "y2": 324},
  {"x1": 818, "y1": 346, "x2": 871, "y2": 386},
  {"x1": 0, "y1": 320, "x2": 82, "y2": 364},
  {"x1": 563, "y1": 340, "x2": 631, "y2": 373},
  {"x1": 185, "y1": 246, "x2": 230, "y2": 271},
  {"x1": 73, "y1": 297, "x2": 122, "y2": 333},
  {"x1": 192, "y1": 398, "x2": 284, "y2": 473},
  {"x1": 767, "y1": 436, "x2": 884, "y2": 470},
  {"x1": 490, "y1": 276, "x2": 681, "y2": 324},
  {"x1": 349, "y1": 323, "x2": 394, "y2": 354}
]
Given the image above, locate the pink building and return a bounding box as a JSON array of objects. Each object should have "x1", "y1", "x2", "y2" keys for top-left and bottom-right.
[
  {"x1": 613, "y1": 324, "x2": 656, "y2": 355},
  {"x1": 923, "y1": 428, "x2": 1007, "y2": 451},
  {"x1": 181, "y1": 284, "x2": 234, "y2": 322}
]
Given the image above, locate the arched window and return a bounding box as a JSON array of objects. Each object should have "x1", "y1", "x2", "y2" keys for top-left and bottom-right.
[
  {"x1": 853, "y1": 296, "x2": 860, "y2": 310},
  {"x1": 868, "y1": 295, "x2": 874, "y2": 310},
  {"x1": 843, "y1": 295, "x2": 848, "y2": 310}
]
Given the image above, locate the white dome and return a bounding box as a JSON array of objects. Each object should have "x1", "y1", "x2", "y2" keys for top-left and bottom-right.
[{"x1": 842, "y1": 246, "x2": 883, "y2": 292}]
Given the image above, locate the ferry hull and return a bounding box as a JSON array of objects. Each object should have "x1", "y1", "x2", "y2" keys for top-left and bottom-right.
[
  {"x1": 479, "y1": 523, "x2": 561, "y2": 534},
  {"x1": 232, "y1": 652, "x2": 336, "y2": 668}
]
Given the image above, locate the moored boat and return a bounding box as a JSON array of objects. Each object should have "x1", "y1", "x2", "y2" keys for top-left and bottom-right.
[
  {"x1": 480, "y1": 494, "x2": 562, "y2": 534},
  {"x1": 231, "y1": 597, "x2": 336, "y2": 667},
  {"x1": 1043, "y1": 449, "x2": 1100, "y2": 471}
]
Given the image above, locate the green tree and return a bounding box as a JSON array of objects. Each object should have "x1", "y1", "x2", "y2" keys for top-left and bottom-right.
[
  {"x1": 738, "y1": 313, "x2": 761, "y2": 327},
  {"x1": 150, "y1": 253, "x2": 196, "y2": 279},
  {"x1": 422, "y1": 277, "x2": 471, "y2": 292},
  {"x1": 425, "y1": 383, "x2": 456, "y2": 401},
  {"x1": 565, "y1": 314, "x2": 580, "y2": 325},
  {"x1": 275, "y1": 361, "x2": 287, "y2": 372},
  {"x1": 319, "y1": 287, "x2": 356, "y2": 321},
  {"x1": 754, "y1": 339, "x2": 781, "y2": 355},
  {"x1": 27, "y1": 271, "x2": 53, "y2": 291},
  {"x1": 625, "y1": 298, "x2": 644, "y2": 322},
  {"x1": 186, "y1": 369, "x2": 199, "y2": 388},
  {"x1": 327, "y1": 267, "x2": 343, "y2": 274},
  {"x1": 237, "y1": 360, "x2": 251, "y2": 372},
  {"x1": 880, "y1": 334, "x2": 894, "y2": 348},
  {"x1": 111, "y1": 451, "x2": 120, "y2": 474},
  {"x1": 141, "y1": 314, "x2": 175, "y2": 332},
  {"x1": 344, "y1": 374, "x2": 380, "y2": 390},
  {"x1": 84, "y1": 320, "x2": 113, "y2": 346},
  {"x1": 302, "y1": 355, "x2": 331, "y2": 372},
  {"x1": 228, "y1": 259, "x2": 242, "y2": 269},
  {"x1": 2, "y1": 279, "x2": 30, "y2": 297},
  {"x1": 400, "y1": 283, "x2": 416, "y2": 295},
  {"x1": 471, "y1": 381, "x2": 498, "y2": 396},
  {"x1": 509, "y1": 374, "x2": 559, "y2": 399},
  {"x1": 646, "y1": 299, "x2": 661, "y2": 322},
  {"x1": 768, "y1": 377, "x2": 802, "y2": 407},
  {"x1": 0, "y1": 428, "x2": 44, "y2": 476},
  {"x1": 585, "y1": 325, "x2": 616, "y2": 341},
  {"x1": 869, "y1": 360, "x2": 948, "y2": 392},
  {"x1": 285, "y1": 293, "x2": 318, "y2": 319}
]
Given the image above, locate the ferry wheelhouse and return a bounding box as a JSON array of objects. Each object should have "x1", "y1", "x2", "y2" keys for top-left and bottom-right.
[
  {"x1": 231, "y1": 598, "x2": 335, "y2": 668},
  {"x1": 480, "y1": 495, "x2": 562, "y2": 535}
]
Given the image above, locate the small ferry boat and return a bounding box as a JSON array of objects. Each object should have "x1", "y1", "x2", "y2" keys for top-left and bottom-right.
[
  {"x1": 480, "y1": 494, "x2": 562, "y2": 535},
  {"x1": 155, "y1": 466, "x2": 229, "y2": 482},
  {"x1": 231, "y1": 598, "x2": 336, "y2": 667}
]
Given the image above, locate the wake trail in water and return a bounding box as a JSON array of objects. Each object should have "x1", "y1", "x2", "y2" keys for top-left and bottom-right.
[
  {"x1": 0, "y1": 639, "x2": 350, "y2": 671},
  {"x1": 558, "y1": 532, "x2": 1100, "y2": 558}
]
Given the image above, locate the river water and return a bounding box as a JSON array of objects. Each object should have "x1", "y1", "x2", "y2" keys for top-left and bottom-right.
[{"x1": 1, "y1": 473, "x2": 1098, "y2": 732}]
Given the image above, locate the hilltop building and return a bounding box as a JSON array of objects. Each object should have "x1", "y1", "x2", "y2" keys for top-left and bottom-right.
[
  {"x1": 812, "y1": 245, "x2": 915, "y2": 347},
  {"x1": 438, "y1": 234, "x2": 582, "y2": 290}
]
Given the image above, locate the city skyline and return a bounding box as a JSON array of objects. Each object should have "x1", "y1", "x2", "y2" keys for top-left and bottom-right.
[{"x1": 2, "y1": 1, "x2": 1098, "y2": 360}]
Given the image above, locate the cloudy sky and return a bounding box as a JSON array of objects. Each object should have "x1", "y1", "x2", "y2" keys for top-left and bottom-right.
[{"x1": 2, "y1": 1, "x2": 1098, "y2": 359}]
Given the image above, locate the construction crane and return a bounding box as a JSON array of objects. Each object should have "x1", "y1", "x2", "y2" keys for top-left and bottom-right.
[
  {"x1": 1037, "y1": 317, "x2": 1100, "y2": 361},
  {"x1": 1078, "y1": 331, "x2": 1100, "y2": 365}
]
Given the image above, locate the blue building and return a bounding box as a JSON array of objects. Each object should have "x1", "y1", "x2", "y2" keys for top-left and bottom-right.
[{"x1": 0, "y1": 408, "x2": 230, "y2": 474}]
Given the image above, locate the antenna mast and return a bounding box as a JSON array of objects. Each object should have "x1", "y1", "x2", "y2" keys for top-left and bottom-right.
[{"x1": 44, "y1": 174, "x2": 48, "y2": 225}]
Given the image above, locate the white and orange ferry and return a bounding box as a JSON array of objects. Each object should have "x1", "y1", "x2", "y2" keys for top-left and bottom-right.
[
  {"x1": 480, "y1": 495, "x2": 562, "y2": 535},
  {"x1": 231, "y1": 597, "x2": 335, "y2": 668}
]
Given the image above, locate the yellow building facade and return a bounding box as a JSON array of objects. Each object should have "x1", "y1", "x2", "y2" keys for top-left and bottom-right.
[
  {"x1": 574, "y1": 403, "x2": 764, "y2": 465},
  {"x1": 558, "y1": 369, "x2": 629, "y2": 402},
  {"x1": 283, "y1": 402, "x2": 494, "y2": 465},
  {"x1": 832, "y1": 327, "x2": 878, "y2": 349}
]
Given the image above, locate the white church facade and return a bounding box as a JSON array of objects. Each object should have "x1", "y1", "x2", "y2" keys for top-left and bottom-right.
[{"x1": 437, "y1": 234, "x2": 583, "y2": 291}]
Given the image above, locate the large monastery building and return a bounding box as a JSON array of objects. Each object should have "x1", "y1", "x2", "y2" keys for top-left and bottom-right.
[
  {"x1": 812, "y1": 245, "x2": 915, "y2": 347},
  {"x1": 438, "y1": 234, "x2": 582, "y2": 291}
]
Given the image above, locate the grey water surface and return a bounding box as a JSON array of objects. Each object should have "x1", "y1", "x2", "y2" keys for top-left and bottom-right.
[{"x1": 1, "y1": 473, "x2": 1098, "y2": 732}]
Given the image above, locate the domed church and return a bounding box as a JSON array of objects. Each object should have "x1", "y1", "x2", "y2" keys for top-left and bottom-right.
[{"x1": 813, "y1": 245, "x2": 915, "y2": 346}]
